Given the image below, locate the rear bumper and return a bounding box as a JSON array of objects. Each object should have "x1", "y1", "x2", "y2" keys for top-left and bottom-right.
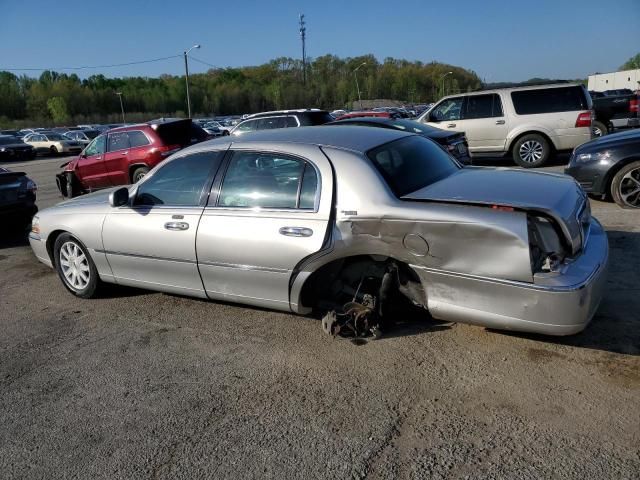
[{"x1": 413, "y1": 218, "x2": 608, "y2": 335}]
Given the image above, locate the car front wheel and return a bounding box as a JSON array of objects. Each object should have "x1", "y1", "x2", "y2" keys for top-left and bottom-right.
[
  {"x1": 611, "y1": 161, "x2": 640, "y2": 209},
  {"x1": 513, "y1": 134, "x2": 550, "y2": 168},
  {"x1": 50, "y1": 145, "x2": 59, "y2": 156},
  {"x1": 54, "y1": 233, "x2": 101, "y2": 298}
]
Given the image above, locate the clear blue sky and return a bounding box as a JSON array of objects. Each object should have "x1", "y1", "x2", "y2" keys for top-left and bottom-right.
[{"x1": 1, "y1": 0, "x2": 638, "y2": 81}]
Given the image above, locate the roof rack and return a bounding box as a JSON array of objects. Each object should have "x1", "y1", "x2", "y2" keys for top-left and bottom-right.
[{"x1": 474, "y1": 80, "x2": 572, "y2": 91}]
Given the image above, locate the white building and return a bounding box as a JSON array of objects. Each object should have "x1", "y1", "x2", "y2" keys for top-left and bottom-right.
[{"x1": 588, "y1": 69, "x2": 640, "y2": 92}]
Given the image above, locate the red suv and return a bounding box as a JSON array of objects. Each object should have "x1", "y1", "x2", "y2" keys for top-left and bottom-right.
[{"x1": 57, "y1": 119, "x2": 209, "y2": 198}]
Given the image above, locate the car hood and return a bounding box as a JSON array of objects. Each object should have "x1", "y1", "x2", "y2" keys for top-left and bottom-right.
[
  {"x1": 0, "y1": 142, "x2": 32, "y2": 148},
  {"x1": 55, "y1": 188, "x2": 119, "y2": 209},
  {"x1": 576, "y1": 128, "x2": 640, "y2": 151},
  {"x1": 403, "y1": 167, "x2": 588, "y2": 255}
]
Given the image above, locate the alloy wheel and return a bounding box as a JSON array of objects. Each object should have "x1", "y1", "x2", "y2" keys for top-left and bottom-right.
[
  {"x1": 619, "y1": 167, "x2": 640, "y2": 208},
  {"x1": 519, "y1": 140, "x2": 543, "y2": 164},
  {"x1": 592, "y1": 126, "x2": 603, "y2": 137},
  {"x1": 59, "y1": 241, "x2": 90, "y2": 291}
]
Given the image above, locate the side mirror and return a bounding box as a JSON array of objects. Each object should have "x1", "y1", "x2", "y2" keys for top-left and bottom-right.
[{"x1": 109, "y1": 187, "x2": 129, "y2": 207}]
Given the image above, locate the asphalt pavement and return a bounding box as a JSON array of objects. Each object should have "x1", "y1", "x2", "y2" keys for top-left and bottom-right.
[{"x1": 1, "y1": 154, "x2": 639, "y2": 479}]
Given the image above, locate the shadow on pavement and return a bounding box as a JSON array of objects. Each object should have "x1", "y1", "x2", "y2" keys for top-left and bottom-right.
[{"x1": 471, "y1": 152, "x2": 570, "y2": 168}]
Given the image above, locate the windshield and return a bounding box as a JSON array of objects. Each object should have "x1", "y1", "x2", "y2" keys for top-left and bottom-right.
[
  {"x1": 386, "y1": 119, "x2": 440, "y2": 135},
  {"x1": 367, "y1": 135, "x2": 459, "y2": 197}
]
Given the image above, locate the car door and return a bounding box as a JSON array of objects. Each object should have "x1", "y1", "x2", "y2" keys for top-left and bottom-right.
[
  {"x1": 103, "y1": 131, "x2": 131, "y2": 186},
  {"x1": 422, "y1": 97, "x2": 464, "y2": 134},
  {"x1": 101, "y1": 150, "x2": 223, "y2": 297},
  {"x1": 456, "y1": 93, "x2": 508, "y2": 152},
  {"x1": 75, "y1": 135, "x2": 110, "y2": 189},
  {"x1": 196, "y1": 145, "x2": 333, "y2": 311},
  {"x1": 28, "y1": 134, "x2": 47, "y2": 153}
]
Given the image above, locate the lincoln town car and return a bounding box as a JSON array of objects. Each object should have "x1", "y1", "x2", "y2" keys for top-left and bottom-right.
[{"x1": 29, "y1": 127, "x2": 608, "y2": 336}]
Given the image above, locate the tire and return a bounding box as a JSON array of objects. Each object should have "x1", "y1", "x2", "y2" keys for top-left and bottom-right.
[
  {"x1": 512, "y1": 134, "x2": 551, "y2": 168},
  {"x1": 223, "y1": 130, "x2": 230, "y2": 136},
  {"x1": 53, "y1": 233, "x2": 101, "y2": 298},
  {"x1": 65, "y1": 173, "x2": 79, "y2": 198},
  {"x1": 610, "y1": 160, "x2": 640, "y2": 209},
  {"x1": 131, "y1": 166, "x2": 149, "y2": 183},
  {"x1": 592, "y1": 121, "x2": 608, "y2": 137},
  {"x1": 50, "y1": 145, "x2": 59, "y2": 156}
]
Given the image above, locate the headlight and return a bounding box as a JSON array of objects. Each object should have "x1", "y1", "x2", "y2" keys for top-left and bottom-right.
[
  {"x1": 0, "y1": 148, "x2": 5, "y2": 152},
  {"x1": 576, "y1": 151, "x2": 611, "y2": 164},
  {"x1": 31, "y1": 216, "x2": 40, "y2": 235}
]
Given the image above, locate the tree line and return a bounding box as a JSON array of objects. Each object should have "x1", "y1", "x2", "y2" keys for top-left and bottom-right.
[{"x1": 0, "y1": 54, "x2": 483, "y2": 127}]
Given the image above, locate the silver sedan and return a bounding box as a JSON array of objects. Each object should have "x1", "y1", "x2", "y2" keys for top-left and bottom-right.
[{"x1": 29, "y1": 126, "x2": 608, "y2": 336}]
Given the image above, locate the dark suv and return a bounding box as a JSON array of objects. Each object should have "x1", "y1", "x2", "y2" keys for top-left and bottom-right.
[
  {"x1": 57, "y1": 119, "x2": 209, "y2": 198},
  {"x1": 231, "y1": 109, "x2": 333, "y2": 136}
]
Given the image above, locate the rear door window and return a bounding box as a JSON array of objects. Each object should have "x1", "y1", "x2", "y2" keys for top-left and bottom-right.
[
  {"x1": 217, "y1": 152, "x2": 318, "y2": 209},
  {"x1": 511, "y1": 86, "x2": 589, "y2": 115},
  {"x1": 108, "y1": 132, "x2": 130, "y2": 152},
  {"x1": 463, "y1": 94, "x2": 503, "y2": 119}
]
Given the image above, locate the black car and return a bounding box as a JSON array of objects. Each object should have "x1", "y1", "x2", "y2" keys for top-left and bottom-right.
[
  {"x1": 0, "y1": 129, "x2": 23, "y2": 138},
  {"x1": 565, "y1": 129, "x2": 640, "y2": 209},
  {"x1": 0, "y1": 135, "x2": 36, "y2": 160},
  {"x1": 327, "y1": 117, "x2": 471, "y2": 164},
  {"x1": 0, "y1": 167, "x2": 37, "y2": 229}
]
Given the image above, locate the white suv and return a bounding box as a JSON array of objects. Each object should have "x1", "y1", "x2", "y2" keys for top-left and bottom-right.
[{"x1": 417, "y1": 83, "x2": 593, "y2": 167}]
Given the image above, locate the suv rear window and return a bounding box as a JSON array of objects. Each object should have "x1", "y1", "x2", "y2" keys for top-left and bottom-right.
[
  {"x1": 367, "y1": 136, "x2": 459, "y2": 198},
  {"x1": 511, "y1": 86, "x2": 589, "y2": 115}
]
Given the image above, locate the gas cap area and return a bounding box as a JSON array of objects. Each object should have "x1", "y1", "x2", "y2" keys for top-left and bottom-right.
[{"x1": 402, "y1": 233, "x2": 429, "y2": 257}]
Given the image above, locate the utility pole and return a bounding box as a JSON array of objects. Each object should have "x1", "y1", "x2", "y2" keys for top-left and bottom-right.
[
  {"x1": 353, "y1": 62, "x2": 367, "y2": 110},
  {"x1": 183, "y1": 44, "x2": 201, "y2": 118},
  {"x1": 115, "y1": 92, "x2": 125, "y2": 124},
  {"x1": 299, "y1": 14, "x2": 307, "y2": 84},
  {"x1": 439, "y1": 71, "x2": 453, "y2": 99}
]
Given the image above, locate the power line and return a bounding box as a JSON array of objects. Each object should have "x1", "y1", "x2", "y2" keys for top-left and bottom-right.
[
  {"x1": 187, "y1": 56, "x2": 218, "y2": 69},
  {"x1": 0, "y1": 55, "x2": 182, "y2": 72}
]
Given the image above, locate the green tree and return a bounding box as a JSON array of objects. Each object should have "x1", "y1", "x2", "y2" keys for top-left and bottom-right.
[
  {"x1": 620, "y1": 53, "x2": 640, "y2": 70},
  {"x1": 47, "y1": 97, "x2": 69, "y2": 123}
]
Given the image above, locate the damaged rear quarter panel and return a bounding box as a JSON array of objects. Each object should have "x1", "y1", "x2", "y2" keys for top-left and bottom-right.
[{"x1": 291, "y1": 147, "x2": 533, "y2": 312}]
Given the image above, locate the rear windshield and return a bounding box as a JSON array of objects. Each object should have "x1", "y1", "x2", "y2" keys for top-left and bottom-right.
[
  {"x1": 299, "y1": 111, "x2": 334, "y2": 126},
  {"x1": 511, "y1": 86, "x2": 589, "y2": 115},
  {"x1": 154, "y1": 121, "x2": 208, "y2": 147},
  {"x1": 84, "y1": 130, "x2": 100, "y2": 139},
  {"x1": 367, "y1": 136, "x2": 459, "y2": 197},
  {"x1": 0, "y1": 137, "x2": 22, "y2": 145}
]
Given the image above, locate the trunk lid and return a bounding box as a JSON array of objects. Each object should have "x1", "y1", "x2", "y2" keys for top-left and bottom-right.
[{"x1": 402, "y1": 167, "x2": 589, "y2": 255}]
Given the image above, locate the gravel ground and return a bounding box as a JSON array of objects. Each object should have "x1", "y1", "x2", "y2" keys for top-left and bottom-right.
[{"x1": 1, "y1": 154, "x2": 639, "y2": 479}]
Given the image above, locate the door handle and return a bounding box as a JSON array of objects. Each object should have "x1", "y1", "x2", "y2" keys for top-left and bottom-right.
[
  {"x1": 495, "y1": 119, "x2": 505, "y2": 125},
  {"x1": 446, "y1": 123, "x2": 457, "y2": 128},
  {"x1": 120, "y1": 151, "x2": 129, "y2": 155},
  {"x1": 164, "y1": 221, "x2": 189, "y2": 231},
  {"x1": 279, "y1": 226, "x2": 313, "y2": 237}
]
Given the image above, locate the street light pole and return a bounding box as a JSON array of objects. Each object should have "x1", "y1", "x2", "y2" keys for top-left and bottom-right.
[
  {"x1": 440, "y1": 71, "x2": 453, "y2": 99},
  {"x1": 183, "y1": 44, "x2": 201, "y2": 118},
  {"x1": 115, "y1": 92, "x2": 125, "y2": 124},
  {"x1": 353, "y1": 62, "x2": 367, "y2": 110}
]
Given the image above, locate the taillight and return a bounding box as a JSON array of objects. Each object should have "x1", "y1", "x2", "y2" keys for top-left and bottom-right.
[
  {"x1": 630, "y1": 99, "x2": 638, "y2": 113},
  {"x1": 575, "y1": 112, "x2": 592, "y2": 128},
  {"x1": 157, "y1": 144, "x2": 181, "y2": 157}
]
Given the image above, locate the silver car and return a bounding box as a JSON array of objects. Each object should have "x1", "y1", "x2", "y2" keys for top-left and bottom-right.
[{"x1": 29, "y1": 126, "x2": 608, "y2": 336}]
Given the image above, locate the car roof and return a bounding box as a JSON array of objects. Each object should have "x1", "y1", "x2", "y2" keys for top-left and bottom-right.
[
  {"x1": 202, "y1": 125, "x2": 413, "y2": 153},
  {"x1": 247, "y1": 109, "x2": 328, "y2": 119},
  {"x1": 443, "y1": 82, "x2": 584, "y2": 98}
]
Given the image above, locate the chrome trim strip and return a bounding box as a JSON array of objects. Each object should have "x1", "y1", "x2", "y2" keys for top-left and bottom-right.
[
  {"x1": 413, "y1": 261, "x2": 604, "y2": 292},
  {"x1": 97, "y1": 249, "x2": 196, "y2": 264},
  {"x1": 199, "y1": 260, "x2": 289, "y2": 274}
]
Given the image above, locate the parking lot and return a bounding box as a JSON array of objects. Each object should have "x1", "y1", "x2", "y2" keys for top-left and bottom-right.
[{"x1": 1, "y1": 155, "x2": 639, "y2": 479}]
